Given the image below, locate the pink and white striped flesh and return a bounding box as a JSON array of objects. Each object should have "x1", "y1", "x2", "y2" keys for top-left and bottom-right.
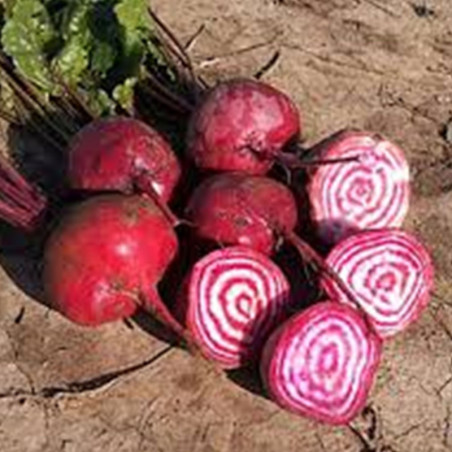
[
  {"x1": 308, "y1": 130, "x2": 410, "y2": 245},
  {"x1": 261, "y1": 301, "x2": 382, "y2": 425},
  {"x1": 321, "y1": 229, "x2": 434, "y2": 339},
  {"x1": 180, "y1": 246, "x2": 291, "y2": 369}
]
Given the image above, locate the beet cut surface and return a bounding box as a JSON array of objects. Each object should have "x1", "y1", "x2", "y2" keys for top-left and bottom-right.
[
  {"x1": 261, "y1": 301, "x2": 382, "y2": 425},
  {"x1": 179, "y1": 246, "x2": 291, "y2": 369}
]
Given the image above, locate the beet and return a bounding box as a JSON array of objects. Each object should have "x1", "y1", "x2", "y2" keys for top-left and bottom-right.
[
  {"x1": 43, "y1": 194, "x2": 183, "y2": 333},
  {"x1": 0, "y1": 155, "x2": 185, "y2": 335},
  {"x1": 260, "y1": 301, "x2": 382, "y2": 425},
  {"x1": 186, "y1": 172, "x2": 363, "y2": 313},
  {"x1": 321, "y1": 229, "x2": 434, "y2": 339},
  {"x1": 68, "y1": 117, "x2": 181, "y2": 203},
  {"x1": 186, "y1": 79, "x2": 300, "y2": 175},
  {"x1": 308, "y1": 130, "x2": 410, "y2": 245},
  {"x1": 178, "y1": 246, "x2": 291, "y2": 369},
  {"x1": 186, "y1": 172, "x2": 298, "y2": 255}
]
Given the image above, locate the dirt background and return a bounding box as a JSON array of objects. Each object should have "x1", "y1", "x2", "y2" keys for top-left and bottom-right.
[{"x1": 1, "y1": 0, "x2": 452, "y2": 451}]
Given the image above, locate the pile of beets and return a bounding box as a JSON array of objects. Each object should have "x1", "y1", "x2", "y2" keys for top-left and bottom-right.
[{"x1": 0, "y1": 79, "x2": 434, "y2": 425}]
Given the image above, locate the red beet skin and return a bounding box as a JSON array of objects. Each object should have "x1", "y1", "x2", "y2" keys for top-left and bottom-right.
[
  {"x1": 321, "y1": 229, "x2": 434, "y2": 339},
  {"x1": 179, "y1": 246, "x2": 291, "y2": 369},
  {"x1": 308, "y1": 130, "x2": 410, "y2": 245},
  {"x1": 261, "y1": 301, "x2": 382, "y2": 425},
  {"x1": 186, "y1": 172, "x2": 298, "y2": 255},
  {"x1": 44, "y1": 195, "x2": 181, "y2": 331},
  {"x1": 187, "y1": 79, "x2": 300, "y2": 175},
  {"x1": 68, "y1": 117, "x2": 181, "y2": 203}
]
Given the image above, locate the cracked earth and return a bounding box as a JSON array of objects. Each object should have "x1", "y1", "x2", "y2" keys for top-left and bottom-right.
[{"x1": 1, "y1": 0, "x2": 452, "y2": 451}]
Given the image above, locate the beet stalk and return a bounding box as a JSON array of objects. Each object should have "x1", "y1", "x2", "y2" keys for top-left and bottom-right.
[
  {"x1": 0, "y1": 154, "x2": 46, "y2": 231},
  {"x1": 260, "y1": 301, "x2": 382, "y2": 425}
]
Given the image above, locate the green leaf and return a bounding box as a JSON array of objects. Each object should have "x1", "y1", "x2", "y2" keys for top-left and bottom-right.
[
  {"x1": 121, "y1": 31, "x2": 146, "y2": 75},
  {"x1": 90, "y1": 39, "x2": 117, "y2": 77},
  {"x1": 86, "y1": 1, "x2": 119, "y2": 79},
  {"x1": 114, "y1": 0, "x2": 151, "y2": 32},
  {"x1": 58, "y1": 0, "x2": 90, "y2": 41},
  {"x1": 2, "y1": 0, "x2": 18, "y2": 17},
  {"x1": 52, "y1": 1, "x2": 90, "y2": 85},
  {"x1": 1, "y1": 0, "x2": 56, "y2": 92},
  {"x1": 89, "y1": 88, "x2": 116, "y2": 116},
  {"x1": 114, "y1": 0, "x2": 152, "y2": 80},
  {"x1": 112, "y1": 76, "x2": 137, "y2": 111},
  {"x1": 53, "y1": 37, "x2": 89, "y2": 85}
]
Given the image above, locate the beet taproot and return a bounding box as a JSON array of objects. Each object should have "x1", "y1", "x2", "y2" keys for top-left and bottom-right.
[
  {"x1": 68, "y1": 117, "x2": 181, "y2": 203},
  {"x1": 186, "y1": 172, "x2": 297, "y2": 255},
  {"x1": 43, "y1": 194, "x2": 183, "y2": 333},
  {"x1": 187, "y1": 79, "x2": 300, "y2": 175}
]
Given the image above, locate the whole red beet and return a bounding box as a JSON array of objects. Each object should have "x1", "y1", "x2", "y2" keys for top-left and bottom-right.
[
  {"x1": 186, "y1": 172, "x2": 298, "y2": 255},
  {"x1": 43, "y1": 194, "x2": 183, "y2": 333},
  {"x1": 68, "y1": 117, "x2": 181, "y2": 203},
  {"x1": 187, "y1": 79, "x2": 300, "y2": 175}
]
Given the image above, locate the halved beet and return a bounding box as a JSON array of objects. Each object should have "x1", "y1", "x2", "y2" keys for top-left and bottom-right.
[
  {"x1": 261, "y1": 301, "x2": 382, "y2": 425},
  {"x1": 321, "y1": 229, "x2": 434, "y2": 339},
  {"x1": 179, "y1": 246, "x2": 291, "y2": 369},
  {"x1": 308, "y1": 130, "x2": 410, "y2": 245}
]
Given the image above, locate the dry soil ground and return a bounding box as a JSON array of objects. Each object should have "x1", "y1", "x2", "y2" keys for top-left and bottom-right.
[{"x1": 1, "y1": 0, "x2": 452, "y2": 451}]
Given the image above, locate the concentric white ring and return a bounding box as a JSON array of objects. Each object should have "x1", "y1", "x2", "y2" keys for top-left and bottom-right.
[
  {"x1": 309, "y1": 131, "x2": 410, "y2": 244},
  {"x1": 186, "y1": 246, "x2": 290, "y2": 368},
  {"x1": 261, "y1": 302, "x2": 381, "y2": 425},
  {"x1": 322, "y1": 229, "x2": 434, "y2": 338}
]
